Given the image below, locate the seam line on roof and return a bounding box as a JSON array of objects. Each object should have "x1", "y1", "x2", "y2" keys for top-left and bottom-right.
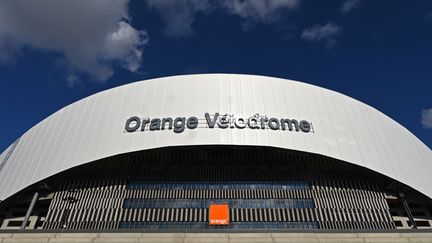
[{"x1": 0, "y1": 137, "x2": 21, "y2": 173}]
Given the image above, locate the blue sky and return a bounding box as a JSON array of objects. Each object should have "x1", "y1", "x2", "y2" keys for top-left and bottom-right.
[{"x1": 0, "y1": 0, "x2": 431, "y2": 151}]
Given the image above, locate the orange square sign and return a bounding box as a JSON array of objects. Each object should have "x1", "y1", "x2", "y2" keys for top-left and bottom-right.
[{"x1": 209, "y1": 204, "x2": 229, "y2": 225}]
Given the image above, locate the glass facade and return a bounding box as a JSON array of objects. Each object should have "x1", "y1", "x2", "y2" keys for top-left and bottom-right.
[
  {"x1": 123, "y1": 199, "x2": 315, "y2": 209},
  {"x1": 119, "y1": 221, "x2": 319, "y2": 230},
  {"x1": 121, "y1": 181, "x2": 315, "y2": 229},
  {"x1": 128, "y1": 181, "x2": 310, "y2": 190}
]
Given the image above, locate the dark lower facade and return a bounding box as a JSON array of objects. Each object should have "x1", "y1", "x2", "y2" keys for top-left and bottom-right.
[{"x1": 1, "y1": 146, "x2": 431, "y2": 230}]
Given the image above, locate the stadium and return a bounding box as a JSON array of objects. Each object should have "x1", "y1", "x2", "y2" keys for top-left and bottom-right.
[{"x1": 0, "y1": 74, "x2": 431, "y2": 232}]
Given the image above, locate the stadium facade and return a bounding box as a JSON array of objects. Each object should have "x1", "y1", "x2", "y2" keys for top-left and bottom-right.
[{"x1": 0, "y1": 74, "x2": 431, "y2": 231}]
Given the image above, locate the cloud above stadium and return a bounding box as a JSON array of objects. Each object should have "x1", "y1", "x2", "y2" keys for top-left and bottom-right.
[{"x1": 0, "y1": 0, "x2": 147, "y2": 82}]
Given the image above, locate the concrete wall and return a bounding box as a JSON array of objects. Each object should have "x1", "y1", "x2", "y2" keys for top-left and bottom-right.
[{"x1": 0, "y1": 232, "x2": 432, "y2": 243}]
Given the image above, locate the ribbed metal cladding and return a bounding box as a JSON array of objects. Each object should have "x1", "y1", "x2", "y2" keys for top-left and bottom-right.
[
  {"x1": 0, "y1": 138, "x2": 20, "y2": 173},
  {"x1": 41, "y1": 146, "x2": 398, "y2": 230}
]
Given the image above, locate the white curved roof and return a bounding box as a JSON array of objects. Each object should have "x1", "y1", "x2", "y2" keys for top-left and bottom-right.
[{"x1": 0, "y1": 74, "x2": 431, "y2": 200}]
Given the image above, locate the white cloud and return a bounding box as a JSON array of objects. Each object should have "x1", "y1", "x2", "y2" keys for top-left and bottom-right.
[
  {"x1": 104, "y1": 21, "x2": 146, "y2": 73},
  {"x1": 146, "y1": 0, "x2": 212, "y2": 38},
  {"x1": 341, "y1": 0, "x2": 361, "y2": 14},
  {"x1": 301, "y1": 22, "x2": 341, "y2": 48},
  {"x1": 145, "y1": 0, "x2": 300, "y2": 37},
  {"x1": 222, "y1": 0, "x2": 300, "y2": 29},
  {"x1": 0, "y1": 0, "x2": 148, "y2": 82},
  {"x1": 421, "y1": 108, "x2": 432, "y2": 129}
]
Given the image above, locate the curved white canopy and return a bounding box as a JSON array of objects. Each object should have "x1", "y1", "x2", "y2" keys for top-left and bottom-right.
[{"x1": 0, "y1": 74, "x2": 431, "y2": 200}]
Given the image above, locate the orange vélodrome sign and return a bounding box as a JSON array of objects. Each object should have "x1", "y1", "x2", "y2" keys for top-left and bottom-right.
[{"x1": 209, "y1": 204, "x2": 229, "y2": 225}]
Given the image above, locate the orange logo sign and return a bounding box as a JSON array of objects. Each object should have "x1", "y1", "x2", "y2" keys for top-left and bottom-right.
[{"x1": 209, "y1": 204, "x2": 229, "y2": 225}]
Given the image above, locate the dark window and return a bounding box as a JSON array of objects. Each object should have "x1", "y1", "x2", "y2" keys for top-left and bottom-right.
[
  {"x1": 412, "y1": 211, "x2": 426, "y2": 217},
  {"x1": 7, "y1": 220, "x2": 29, "y2": 227},
  {"x1": 410, "y1": 203, "x2": 422, "y2": 208},
  {"x1": 394, "y1": 221, "x2": 403, "y2": 227},
  {"x1": 12, "y1": 211, "x2": 26, "y2": 217},
  {"x1": 415, "y1": 221, "x2": 430, "y2": 227},
  {"x1": 390, "y1": 210, "x2": 403, "y2": 216}
]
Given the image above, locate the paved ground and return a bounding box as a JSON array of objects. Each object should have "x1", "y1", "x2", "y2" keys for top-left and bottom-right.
[{"x1": 0, "y1": 232, "x2": 432, "y2": 243}]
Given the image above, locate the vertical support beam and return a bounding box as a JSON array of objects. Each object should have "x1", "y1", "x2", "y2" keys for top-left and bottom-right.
[
  {"x1": 399, "y1": 192, "x2": 417, "y2": 229},
  {"x1": 21, "y1": 192, "x2": 38, "y2": 230}
]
